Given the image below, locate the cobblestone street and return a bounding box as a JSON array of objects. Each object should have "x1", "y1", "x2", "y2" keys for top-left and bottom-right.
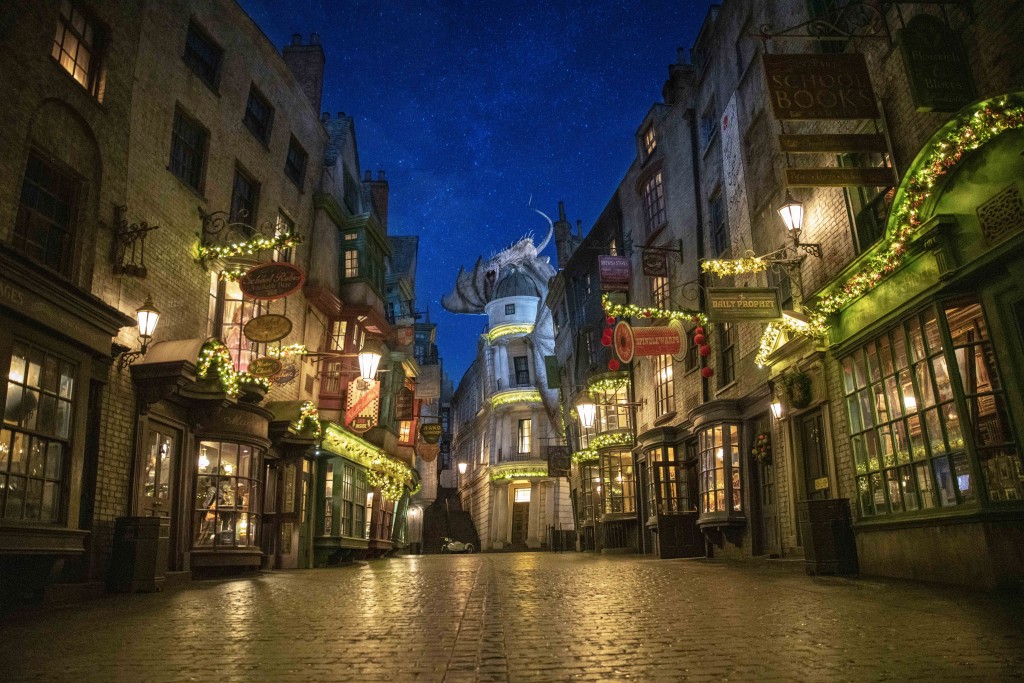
[{"x1": 1, "y1": 554, "x2": 1023, "y2": 681}]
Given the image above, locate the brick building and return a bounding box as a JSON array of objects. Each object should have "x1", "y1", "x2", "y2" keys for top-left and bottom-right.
[
  {"x1": 553, "y1": 0, "x2": 1024, "y2": 586},
  {"x1": 0, "y1": 0, "x2": 419, "y2": 606}
]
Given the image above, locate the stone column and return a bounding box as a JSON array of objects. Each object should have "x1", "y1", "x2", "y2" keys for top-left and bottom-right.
[
  {"x1": 496, "y1": 344, "x2": 509, "y2": 390},
  {"x1": 526, "y1": 480, "x2": 542, "y2": 548},
  {"x1": 491, "y1": 481, "x2": 510, "y2": 550}
]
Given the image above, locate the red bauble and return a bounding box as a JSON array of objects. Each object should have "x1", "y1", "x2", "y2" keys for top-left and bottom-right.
[
  {"x1": 608, "y1": 359, "x2": 621, "y2": 371},
  {"x1": 701, "y1": 367, "x2": 714, "y2": 378},
  {"x1": 693, "y1": 333, "x2": 705, "y2": 346},
  {"x1": 694, "y1": 326, "x2": 704, "y2": 335},
  {"x1": 699, "y1": 344, "x2": 711, "y2": 357},
  {"x1": 600, "y1": 336, "x2": 612, "y2": 347},
  {"x1": 606, "y1": 316, "x2": 616, "y2": 326}
]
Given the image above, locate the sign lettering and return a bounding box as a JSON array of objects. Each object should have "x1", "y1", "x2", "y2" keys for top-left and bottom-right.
[
  {"x1": 764, "y1": 53, "x2": 879, "y2": 120},
  {"x1": 420, "y1": 422, "x2": 443, "y2": 444},
  {"x1": 345, "y1": 378, "x2": 380, "y2": 433},
  {"x1": 642, "y1": 250, "x2": 668, "y2": 277},
  {"x1": 239, "y1": 262, "x2": 305, "y2": 301},
  {"x1": 707, "y1": 288, "x2": 782, "y2": 322},
  {"x1": 898, "y1": 15, "x2": 976, "y2": 112},
  {"x1": 778, "y1": 134, "x2": 887, "y2": 154},
  {"x1": 613, "y1": 320, "x2": 685, "y2": 362},
  {"x1": 598, "y1": 255, "x2": 632, "y2": 292},
  {"x1": 786, "y1": 167, "x2": 896, "y2": 188},
  {"x1": 243, "y1": 314, "x2": 293, "y2": 343},
  {"x1": 247, "y1": 356, "x2": 283, "y2": 378}
]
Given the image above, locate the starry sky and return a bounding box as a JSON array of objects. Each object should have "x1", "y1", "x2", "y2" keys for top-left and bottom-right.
[{"x1": 238, "y1": 0, "x2": 709, "y2": 383}]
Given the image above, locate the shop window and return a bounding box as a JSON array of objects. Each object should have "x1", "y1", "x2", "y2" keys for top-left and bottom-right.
[
  {"x1": 183, "y1": 20, "x2": 222, "y2": 90},
  {"x1": 194, "y1": 441, "x2": 261, "y2": 548},
  {"x1": 230, "y1": 166, "x2": 259, "y2": 227},
  {"x1": 600, "y1": 451, "x2": 635, "y2": 514},
  {"x1": 513, "y1": 355, "x2": 530, "y2": 385},
  {"x1": 718, "y1": 323, "x2": 735, "y2": 387},
  {"x1": 352, "y1": 467, "x2": 367, "y2": 538},
  {"x1": 169, "y1": 108, "x2": 208, "y2": 192},
  {"x1": 517, "y1": 418, "x2": 531, "y2": 455},
  {"x1": 323, "y1": 463, "x2": 333, "y2": 534},
  {"x1": 841, "y1": 297, "x2": 1022, "y2": 517},
  {"x1": 398, "y1": 420, "x2": 412, "y2": 444},
  {"x1": 344, "y1": 249, "x2": 359, "y2": 278},
  {"x1": 272, "y1": 211, "x2": 294, "y2": 263},
  {"x1": 243, "y1": 85, "x2": 274, "y2": 144},
  {"x1": 841, "y1": 140, "x2": 893, "y2": 254},
  {"x1": 1, "y1": 343, "x2": 75, "y2": 522},
  {"x1": 642, "y1": 171, "x2": 666, "y2": 235},
  {"x1": 594, "y1": 385, "x2": 631, "y2": 433},
  {"x1": 15, "y1": 151, "x2": 81, "y2": 277},
  {"x1": 646, "y1": 446, "x2": 690, "y2": 515},
  {"x1": 654, "y1": 354, "x2": 675, "y2": 417},
  {"x1": 219, "y1": 279, "x2": 269, "y2": 372},
  {"x1": 698, "y1": 423, "x2": 742, "y2": 515},
  {"x1": 651, "y1": 275, "x2": 669, "y2": 310},
  {"x1": 579, "y1": 463, "x2": 599, "y2": 524},
  {"x1": 52, "y1": 0, "x2": 103, "y2": 97},
  {"x1": 284, "y1": 136, "x2": 308, "y2": 189}
]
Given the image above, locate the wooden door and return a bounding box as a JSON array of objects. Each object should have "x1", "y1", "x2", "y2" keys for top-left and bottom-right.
[
  {"x1": 798, "y1": 409, "x2": 830, "y2": 500},
  {"x1": 510, "y1": 502, "x2": 529, "y2": 546}
]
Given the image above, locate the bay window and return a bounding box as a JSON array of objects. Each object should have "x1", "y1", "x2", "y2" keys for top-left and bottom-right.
[
  {"x1": 194, "y1": 441, "x2": 261, "y2": 548},
  {"x1": 600, "y1": 451, "x2": 635, "y2": 515},
  {"x1": 698, "y1": 423, "x2": 742, "y2": 516}
]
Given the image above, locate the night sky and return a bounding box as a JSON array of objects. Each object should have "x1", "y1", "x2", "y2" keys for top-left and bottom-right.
[{"x1": 238, "y1": 0, "x2": 709, "y2": 382}]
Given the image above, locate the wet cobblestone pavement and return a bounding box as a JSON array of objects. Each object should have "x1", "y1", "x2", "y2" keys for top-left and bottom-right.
[{"x1": 1, "y1": 553, "x2": 1022, "y2": 681}]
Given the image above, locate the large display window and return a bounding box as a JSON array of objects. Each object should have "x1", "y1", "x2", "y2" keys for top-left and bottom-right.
[
  {"x1": 194, "y1": 441, "x2": 262, "y2": 548},
  {"x1": 842, "y1": 297, "x2": 1022, "y2": 516},
  {"x1": 698, "y1": 424, "x2": 742, "y2": 516},
  {"x1": 645, "y1": 445, "x2": 691, "y2": 515},
  {"x1": 600, "y1": 450, "x2": 635, "y2": 514}
]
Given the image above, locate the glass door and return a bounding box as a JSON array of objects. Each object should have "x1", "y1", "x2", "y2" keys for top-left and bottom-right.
[{"x1": 139, "y1": 426, "x2": 177, "y2": 517}]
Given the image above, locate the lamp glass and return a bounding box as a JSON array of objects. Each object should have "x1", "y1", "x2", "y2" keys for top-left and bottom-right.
[
  {"x1": 576, "y1": 398, "x2": 597, "y2": 429},
  {"x1": 136, "y1": 296, "x2": 160, "y2": 339},
  {"x1": 777, "y1": 192, "x2": 804, "y2": 233},
  {"x1": 457, "y1": 462, "x2": 467, "y2": 475},
  {"x1": 358, "y1": 341, "x2": 384, "y2": 381},
  {"x1": 770, "y1": 400, "x2": 783, "y2": 419}
]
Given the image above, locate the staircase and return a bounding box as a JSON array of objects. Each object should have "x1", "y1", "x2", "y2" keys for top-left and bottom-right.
[{"x1": 422, "y1": 487, "x2": 480, "y2": 554}]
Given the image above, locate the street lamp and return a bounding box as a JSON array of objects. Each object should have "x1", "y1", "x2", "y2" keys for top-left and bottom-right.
[
  {"x1": 116, "y1": 295, "x2": 161, "y2": 369},
  {"x1": 357, "y1": 338, "x2": 386, "y2": 381},
  {"x1": 776, "y1": 190, "x2": 821, "y2": 258},
  {"x1": 770, "y1": 400, "x2": 783, "y2": 420},
  {"x1": 575, "y1": 395, "x2": 598, "y2": 430},
  {"x1": 457, "y1": 461, "x2": 467, "y2": 475}
]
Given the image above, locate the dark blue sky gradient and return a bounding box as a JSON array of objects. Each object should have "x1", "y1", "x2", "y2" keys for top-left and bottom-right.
[{"x1": 238, "y1": 0, "x2": 709, "y2": 381}]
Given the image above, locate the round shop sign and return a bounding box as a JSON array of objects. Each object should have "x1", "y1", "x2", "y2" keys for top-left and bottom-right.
[
  {"x1": 420, "y1": 422, "x2": 443, "y2": 444},
  {"x1": 239, "y1": 262, "x2": 306, "y2": 301},
  {"x1": 613, "y1": 321, "x2": 634, "y2": 363},
  {"x1": 244, "y1": 314, "x2": 292, "y2": 343},
  {"x1": 247, "y1": 356, "x2": 283, "y2": 378},
  {"x1": 418, "y1": 443, "x2": 440, "y2": 462}
]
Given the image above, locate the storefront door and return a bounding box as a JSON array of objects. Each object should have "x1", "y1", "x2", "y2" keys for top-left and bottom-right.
[
  {"x1": 510, "y1": 501, "x2": 529, "y2": 547},
  {"x1": 139, "y1": 425, "x2": 179, "y2": 519},
  {"x1": 798, "y1": 409, "x2": 830, "y2": 501}
]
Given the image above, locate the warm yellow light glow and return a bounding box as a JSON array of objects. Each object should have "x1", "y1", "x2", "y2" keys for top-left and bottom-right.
[
  {"x1": 777, "y1": 191, "x2": 804, "y2": 233},
  {"x1": 198, "y1": 450, "x2": 210, "y2": 470},
  {"x1": 136, "y1": 295, "x2": 161, "y2": 340},
  {"x1": 457, "y1": 462, "x2": 468, "y2": 475},
  {"x1": 716, "y1": 448, "x2": 724, "y2": 461},
  {"x1": 576, "y1": 398, "x2": 597, "y2": 429},
  {"x1": 358, "y1": 339, "x2": 385, "y2": 381},
  {"x1": 771, "y1": 401, "x2": 783, "y2": 419}
]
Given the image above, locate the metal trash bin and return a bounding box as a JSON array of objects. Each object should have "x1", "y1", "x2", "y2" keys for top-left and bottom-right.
[
  {"x1": 107, "y1": 516, "x2": 169, "y2": 593},
  {"x1": 796, "y1": 499, "x2": 858, "y2": 576}
]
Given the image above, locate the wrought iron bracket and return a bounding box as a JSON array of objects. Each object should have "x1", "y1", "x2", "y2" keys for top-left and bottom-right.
[
  {"x1": 111, "y1": 342, "x2": 145, "y2": 370},
  {"x1": 113, "y1": 205, "x2": 159, "y2": 277}
]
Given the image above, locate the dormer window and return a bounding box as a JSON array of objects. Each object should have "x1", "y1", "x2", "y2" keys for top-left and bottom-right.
[{"x1": 643, "y1": 125, "x2": 657, "y2": 157}]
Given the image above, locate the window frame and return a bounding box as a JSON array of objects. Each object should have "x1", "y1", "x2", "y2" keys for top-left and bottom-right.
[
  {"x1": 697, "y1": 423, "x2": 743, "y2": 518},
  {"x1": 600, "y1": 450, "x2": 636, "y2": 515},
  {"x1": 229, "y1": 165, "x2": 260, "y2": 227},
  {"x1": 13, "y1": 150, "x2": 81, "y2": 277},
  {"x1": 517, "y1": 418, "x2": 532, "y2": 455},
  {"x1": 183, "y1": 19, "x2": 223, "y2": 91},
  {"x1": 717, "y1": 323, "x2": 735, "y2": 387},
  {"x1": 242, "y1": 84, "x2": 275, "y2": 145},
  {"x1": 193, "y1": 440, "x2": 262, "y2": 548},
  {"x1": 709, "y1": 192, "x2": 729, "y2": 257},
  {"x1": 642, "y1": 171, "x2": 667, "y2": 236},
  {"x1": 169, "y1": 106, "x2": 209, "y2": 193},
  {"x1": 51, "y1": 0, "x2": 104, "y2": 97},
  {"x1": 284, "y1": 136, "x2": 308, "y2": 189},
  {"x1": 654, "y1": 354, "x2": 675, "y2": 417}
]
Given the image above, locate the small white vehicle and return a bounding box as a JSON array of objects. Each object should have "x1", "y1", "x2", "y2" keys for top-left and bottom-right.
[{"x1": 441, "y1": 537, "x2": 475, "y2": 554}]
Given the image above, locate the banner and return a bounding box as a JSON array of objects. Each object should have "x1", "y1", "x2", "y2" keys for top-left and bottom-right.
[{"x1": 345, "y1": 378, "x2": 380, "y2": 433}]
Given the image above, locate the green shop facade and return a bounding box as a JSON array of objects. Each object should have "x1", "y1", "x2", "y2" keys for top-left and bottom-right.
[{"x1": 771, "y1": 94, "x2": 1024, "y2": 588}]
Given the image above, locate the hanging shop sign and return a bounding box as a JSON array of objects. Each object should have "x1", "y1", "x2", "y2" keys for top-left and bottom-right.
[
  {"x1": 396, "y1": 386, "x2": 415, "y2": 420},
  {"x1": 778, "y1": 133, "x2": 887, "y2": 154},
  {"x1": 247, "y1": 356, "x2": 283, "y2": 378},
  {"x1": 272, "y1": 362, "x2": 298, "y2": 386},
  {"x1": 598, "y1": 255, "x2": 632, "y2": 292},
  {"x1": 345, "y1": 378, "x2": 380, "y2": 434},
  {"x1": 785, "y1": 167, "x2": 896, "y2": 188},
  {"x1": 418, "y1": 442, "x2": 440, "y2": 462},
  {"x1": 238, "y1": 262, "x2": 305, "y2": 301},
  {"x1": 763, "y1": 53, "x2": 879, "y2": 121},
  {"x1": 897, "y1": 14, "x2": 976, "y2": 113},
  {"x1": 642, "y1": 250, "x2": 669, "y2": 277},
  {"x1": 546, "y1": 446, "x2": 571, "y2": 479},
  {"x1": 613, "y1": 319, "x2": 686, "y2": 364},
  {"x1": 420, "y1": 422, "x2": 443, "y2": 444},
  {"x1": 395, "y1": 325, "x2": 414, "y2": 347},
  {"x1": 544, "y1": 355, "x2": 561, "y2": 389},
  {"x1": 243, "y1": 313, "x2": 293, "y2": 343},
  {"x1": 707, "y1": 288, "x2": 782, "y2": 322}
]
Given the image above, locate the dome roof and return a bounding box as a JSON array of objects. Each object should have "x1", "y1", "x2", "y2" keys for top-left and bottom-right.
[{"x1": 493, "y1": 267, "x2": 541, "y2": 299}]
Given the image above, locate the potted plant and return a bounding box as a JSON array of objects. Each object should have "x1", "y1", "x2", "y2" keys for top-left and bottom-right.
[{"x1": 781, "y1": 369, "x2": 812, "y2": 409}]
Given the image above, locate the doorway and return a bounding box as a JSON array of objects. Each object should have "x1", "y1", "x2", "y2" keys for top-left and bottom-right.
[
  {"x1": 797, "y1": 409, "x2": 830, "y2": 501},
  {"x1": 137, "y1": 423, "x2": 180, "y2": 571},
  {"x1": 510, "y1": 502, "x2": 529, "y2": 547}
]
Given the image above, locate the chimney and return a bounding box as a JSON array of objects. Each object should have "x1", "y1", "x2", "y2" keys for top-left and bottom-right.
[
  {"x1": 283, "y1": 33, "x2": 325, "y2": 113},
  {"x1": 364, "y1": 169, "x2": 390, "y2": 233},
  {"x1": 553, "y1": 201, "x2": 577, "y2": 268}
]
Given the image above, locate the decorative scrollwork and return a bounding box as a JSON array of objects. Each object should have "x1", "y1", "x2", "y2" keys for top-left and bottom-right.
[
  {"x1": 758, "y1": 0, "x2": 887, "y2": 43},
  {"x1": 113, "y1": 205, "x2": 159, "y2": 277},
  {"x1": 195, "y1": 208, "x2": 300, "y2": 263}
]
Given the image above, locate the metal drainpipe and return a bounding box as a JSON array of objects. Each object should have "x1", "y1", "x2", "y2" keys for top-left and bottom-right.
[{"x1": 685, "y1": 108, "x2": 709, "y2": 403}]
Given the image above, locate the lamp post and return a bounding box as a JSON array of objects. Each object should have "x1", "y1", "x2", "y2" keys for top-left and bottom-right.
[{"x1": 774, "y1": 191, "x2": 822, "y2": 309}]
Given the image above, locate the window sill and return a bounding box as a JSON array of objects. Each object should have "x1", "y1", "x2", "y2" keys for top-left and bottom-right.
[
  {"x1": 50, "y1": 57, "x2": 105, "y2": 110},
  {"x1": 654, "y1": 411, "x2": 677, "y2": 427},
  {"x1": 697, "y1": 512, "x2": 746, "y2": 528},
  {"x1": 181, "y1": 57, "x2": 221, "y2": 96}
]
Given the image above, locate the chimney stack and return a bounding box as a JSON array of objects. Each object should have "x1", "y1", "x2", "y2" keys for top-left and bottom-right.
[{"x1": 283, "y1": 33, "x2": 325, "y2": 113}]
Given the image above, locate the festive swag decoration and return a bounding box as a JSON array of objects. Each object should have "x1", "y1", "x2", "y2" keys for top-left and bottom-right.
[
  {"x1": 218, "y1": 266, "x2": 251, "y2": 282},
  {"x1": 751, "y1": 432, "x2": 772, "y2": 465},
  {"x1": 601, "y1": 295, "x2": 707, "y2": 325},
  {"x1": 808, "y1": 96, "x2": 1024, "y2": 333},
  {"x1": 268, "y1": 343, "x2": 308, "y2": 359},
  {"x1": 588, "y1": 431, "x2": 634, "y2": 450},
  {"x1": 754, "y1": 315, "x2": 818, "y2": 367},
  {"x1": 196, "y1": 340, "x2": 270, "y2": 397},
  {"x1": 571, "y1": 448, "x2": 598, "y2": 464},
  {"x1": 490, "y1": 467, "x2": 549, "y2": 482},
  {"x1": 321, "y1": 424, "x2": 416, "y2": 502},
  {"x1": 701, "y1": 255, "x2": 770, "y2": 278},
  {"x1": 484, "y1": 323, "x2": 535, "y2": 343},
  {"x1": 194, "y1": 231, "x2": 300, "y2": 263},
  {"x1": 587, "y1": 375, "x2": 630, "y2": 400},
  {"x1": 293, "y1": 400, "x2": 322, "y2": 440},
  {"x1": 490, "y1": 389, "x2": 543, "y2": 408}
]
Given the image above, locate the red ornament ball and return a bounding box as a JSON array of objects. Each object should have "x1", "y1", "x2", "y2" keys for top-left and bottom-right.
[
  {"x1": 608, "y1": 359, "x2": 621, "y2": 371},
  {"x1": 600, "y1": 336, "x2": 612, "y2": 347},
  {"x1": 699, "y1": 344, "x2": 711, "y2": 357},
  {"x1": 606, "y1": 316, "x2": 616, "y2": 326},
  {"x1": 694, "y1": 326, "x2": 704, "y2": 336},
  {"x1": 701, "y1": 367, "x2": 714, "y2": 379},
  {"x1": 693, "y1": 333, "x2": 705, "y2": 346}
]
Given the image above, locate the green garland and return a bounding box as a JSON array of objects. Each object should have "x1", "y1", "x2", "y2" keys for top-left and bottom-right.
[
  {"x1": 268, "y1": 343, "x2": 307, "y2": 359},
  {"x1": 588, "y1": 431, "x2": 633, "y2": 450},
  {"x1": 194, "y1": 232, "x2": 300, "y2": 262},
  {"x1": 484, "y1": 323, "x2": 534, "y2": 343},
  {"x1": 321, "y1": 424, "x2": 416, "y2": 502},
  {"x1": 572, "y1": 448, "x2": 598, "y2": 464},
  {"x1": 587, "y1": 375, "x2": 630, "y2": 399},
  {"x1": 293, "y1": 400, "x2": 322, "y2": 439},
  {"x1": 490, "y1": 467, "x2": 548, "y2": 482},
  {"x1": 196, "y1": 339, "x2": 270, "y2": 397},
  {"x1": 602, "y1": 294, "x2": 707, "y2": 325},
  {"x1": 490, "y1": 389, "x2": 542, "y2": 408}
]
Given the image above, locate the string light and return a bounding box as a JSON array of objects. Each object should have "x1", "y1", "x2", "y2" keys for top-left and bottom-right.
[
  {"x1": 588, "y1": 431, "x2": 634, "y2": 450},
  {"x1": 196, "y1": 340, "x2": 270, "y2": 397},
  {"x1": 321, "y1": 424, "x2": 416, "y2": 502},
  {"x1": 490, "y1": 389, "x2": 543, "y2": 408},
  {"x1": 490, "y1": 467, "x2": 549, "y2": 482},
  {"x1": 194, "y1": 231, "x2": 301, "y2": 262},
  {"x1": 293, "y1": 400, "x2": 322, "y2": 440},
  {"x1": 267, "y1": 344, "x2": 308, "y2": 359},
  {"x1": 602, "y1": 294, "x2": 706, "y2": 324},
  {"x1": 484, "y1": 323, "x2": 534, "y2": 343},
  {"x1": 701, "y1": 255, "x2": 770, "y2": 277},
  {"x1": 571, "y1": 448, "x2": 598, "y2": 463},
  {"x1": 587, "y1": 376, "x2": 630, "y2": 399}
]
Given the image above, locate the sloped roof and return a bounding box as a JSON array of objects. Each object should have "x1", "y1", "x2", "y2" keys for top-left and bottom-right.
[{"x1": 388, "y1": 236, "x2": 419, "y2": 280}]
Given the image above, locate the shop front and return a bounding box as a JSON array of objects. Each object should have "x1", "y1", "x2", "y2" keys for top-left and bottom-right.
[
  {"x1": 635, "y1": 427, "x2": 702, "y2": 559},
  {"x1": 263, "y1": 401, "x2": 319, "y2": 570},
  {"x1": 129, "y1": 339, "x2": 272, "y2": 580},
  {"x1": 825, "y1": 94, "x2": 1024, "y2": 587}
]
